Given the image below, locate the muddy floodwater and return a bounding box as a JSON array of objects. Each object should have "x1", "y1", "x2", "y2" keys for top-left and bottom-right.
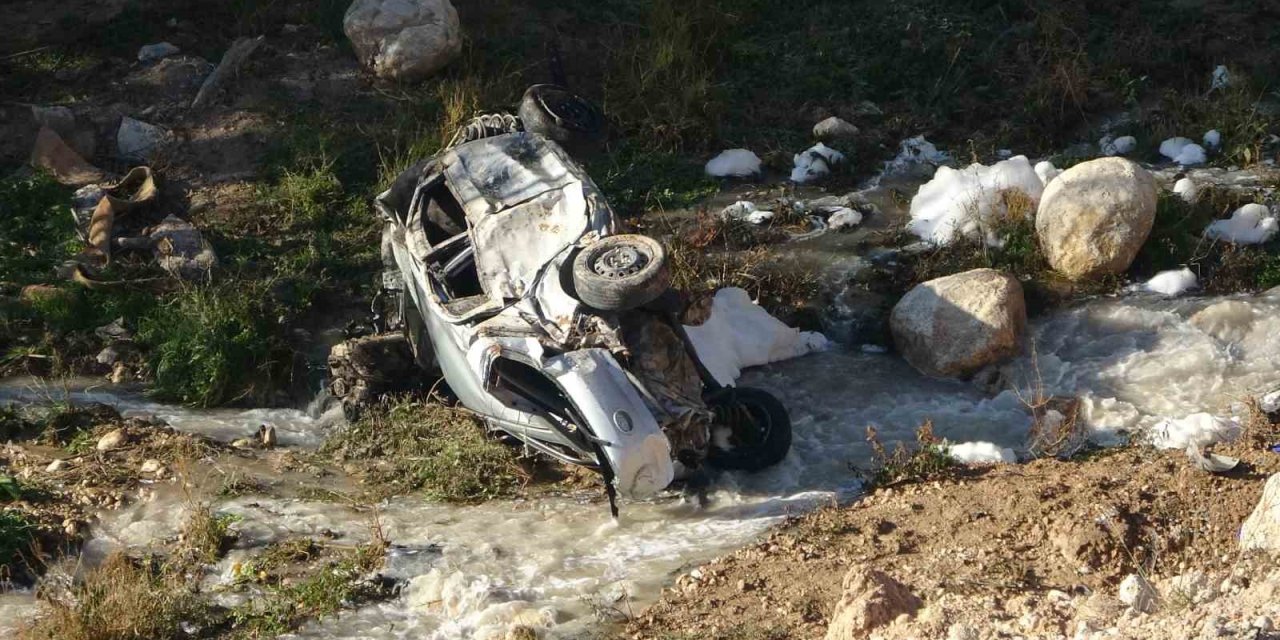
[{"x1": 3, "y1": 287, "x2": 1279, "y2": 639}]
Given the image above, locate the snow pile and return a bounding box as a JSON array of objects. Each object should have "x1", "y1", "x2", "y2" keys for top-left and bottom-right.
[
  {"x1": 1034, "y1": 160, "x2": 1062, "y2": 186},
  {"x1": 1203, "y1": 129, "x2": 1221, "y2": 149},
  {"x1": 885, "y1": 135, "x2": 950, "y2": 174},
  {"x1": 685, "y1": 287, "x2": 829, "y2": 386},
  {"x1": 947, "y1": 441, "x2": 1016, "y2": 464},
  {"x1": 1100, "y1": 135, "x2": 1137, "y2": 156},
  {"x1": 906, "y1": 155, "x2": 1044, "y2": 245},
  {"x1": 1150, "y1": 413, "x2": 1242, "y2": 449},
  {"x1": 827, "y1": 207, "x2": 863, "y2": 230},
  {"x1": 1211, "y1": 65, "x2": 1230, "y2": 91},
  {"x1": 1160, "y1": 137, "x2": 1207, "y2": 165},
  {"x1": 790, "y1": 143, "x2": 844, "y2": 184},
  {"x1": 1173, "y1": 177, "x2": 1199, "y2": 202},
  {"x1": 705, "y1": 149, "x2": 762, "y2": 178},
  {"x1": 720, "y1": 200, "x2": 774, "y2": 225},
  {"x1": 1205, "y1": 203, "x2": 1279, "y2": 244},
  {"x1": 1143, "y1": 268, "x2": 1197, "y2": 296}
]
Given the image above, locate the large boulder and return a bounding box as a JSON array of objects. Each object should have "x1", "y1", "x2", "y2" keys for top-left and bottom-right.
[
  {"x1": 1035, "y1": 157, "x2": 1158, "y2": 280},
  {"x1": 1241, "y1": 473, "x2": 1280, "y2": 553},
  {"x1": 825, "y1": 567, "x2": 921, "y2": 640},
  {"x1": 344, "y1": 0, "x2": 462, "y2": 82},
  {"x1": 890, "y1": 268, "x2": 1027, "y2": 378}
]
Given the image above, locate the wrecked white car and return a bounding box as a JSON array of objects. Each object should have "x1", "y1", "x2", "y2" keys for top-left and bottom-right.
[{"x1": 375, "y1": 87, "x2": 792, "y2": 511}]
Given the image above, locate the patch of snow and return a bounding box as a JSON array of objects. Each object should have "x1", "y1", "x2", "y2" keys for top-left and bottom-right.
[
  {"x1": 720, "y1": 200, "x2": 774, "y2": 225},
  {"x1": 1205, "y1": 203, "x2": 1279, "y2": 244},
  {"x1": 1173, "y1": 177, "x2": 1199, "y2": 203},
  {"x1": 947, "y1": 441, "x2": 1016, "y2": 464},
  {"x1": 1203, "y1": 129, "x2": 1221, "y2": 149},
  {"x1": 906, "y1": 155, "x2": 1044, "y2": 245},
  {"x1": 885, "y1": 135, "x2": 950, "y2": 174},
  {"x1": 1144, "y1": 268, "x2": 1197, "y2": 296},
  {"x1": 790, "y1": 142, "x2": 845, "y2": 184},
  {"x1": 1211, "y1": 65, "x2": 1230, "y2": 91},
  {"x1": 1150, "y1": 413, "x2": 1241, "y2": 449},
  {"x1": 1101, "y1": 135, "x2": 1137, "y2": 156},
  {"x1": 827, "y1": 207, "x2": 863, "y2": 230},
  {"x1": 1160, "y1": 137, "x2": 1206, "y2": 165},
  {"x1": 705, "y1": 149, "x2": 761, "y2": 178},
  {"x1": 1034, "y1": 160, "x2": 1061, "y2": 186},
  {"x1": 685, "y1": 287, "x2": 829, "y2": 386}
]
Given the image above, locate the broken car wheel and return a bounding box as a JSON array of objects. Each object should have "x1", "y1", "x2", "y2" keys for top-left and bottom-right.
[
  {"x1": 571, "y1": 234, "x2": 670, "y2": 311},
  {"x1": 706, "y1": 387, "x2": 792, "y2": 472}
]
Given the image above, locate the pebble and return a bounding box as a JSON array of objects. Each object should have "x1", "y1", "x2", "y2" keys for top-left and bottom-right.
[
  {"x1": 45, "y1": 459, "x2": 67, "y2": 473},
  {"x1": 96, "y1": 429, "x2": 128, "y2": 451},
  {"x1": 231, "y1": 438, "x2": 256, "y2": 450},
  {"x1": 140, "y1": 459, "x2": 164, "y2": 474}
]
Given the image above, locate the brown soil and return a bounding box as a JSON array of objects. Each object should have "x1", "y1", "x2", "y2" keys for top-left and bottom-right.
[{"x1": 629, "y1": 440, "x2": 1280, "y2": 640}]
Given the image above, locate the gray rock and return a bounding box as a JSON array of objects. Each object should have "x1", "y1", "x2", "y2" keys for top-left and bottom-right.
[
  {"x1": 1036, "y1": 157, "x2": 1158, "y2": 280},
  {"x1": 890, "y1": 268, "x2": 1027, "y2": 378},
  {"x1": 149, "y1": 215, "x2": 217, "y2": 280},
  {"x1": 344, "y1": 0, "x2": 462, "y2": 81},
  {"x1": 137, "y1": 42, "x2": 181, "y2": 63},
  {"x1": 96, "y1": 429, "x2": 128, "y2": 451},
  {"x1": 1241, "y1": 473, "x2": 1280, "y2": 552},
  {"x1": 1118, "y1": 573, "x2": 1157, "y2": 613},
  {"x1": 116, "y1": 117, "x2": 168, "y2": 161},
  {"x1": 813, "y1": 116, "x2": 859, "y2": 141}
]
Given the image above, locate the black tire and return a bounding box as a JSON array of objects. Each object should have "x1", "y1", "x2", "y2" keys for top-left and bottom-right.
[
  {"x1": 706, "y1": 387, "x2": 792, "y2": 472},
  {"x1": 572, "y1": 234, "x2": 670, "y2": 311},
  {"x1": 518, "y1": 84, "x2": 604, "y2": 145}
]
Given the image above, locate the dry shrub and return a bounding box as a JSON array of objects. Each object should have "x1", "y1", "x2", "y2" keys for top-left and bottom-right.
[
  {"x1": 19, "y1": 553, "x2": 203, "y2": 640},
  {"x1": 865, "y1": 421, "x2": 956, "y2": 487}
]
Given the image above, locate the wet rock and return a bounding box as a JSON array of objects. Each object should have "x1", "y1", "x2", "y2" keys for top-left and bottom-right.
[
  {"x1": 824, "y1": 567, "x2": 921, "y2": 639},
  {"x1": 116, "y1": 117, "x2": 168, "y2": 161},
  {"x1": 1036, "y1": 157, "x2": 1158, "y2": 280},
  {"x1": 344, "y1": 0, "x2": 463, "y2": 82},
  {"x1": 1117, "y1": 573, "x2": 1157, "y2": 613},
  {"x1": 813, "y1": 116, "x2": 859, "y2": 141},
  {"x1": 890, "y1": 268, "x2": 1027, "y2": 378},
  {"x1": 1240, "y1": 473, "x2": 1280, "y2": 552},
  {"x1": 96, "y1": 345, "x2": 124, "y2": 365},
  {"x1": 96, "y1": 429, "x2": 128, "y2": 451},
  {"x1": 137, "y1": 42, "x2": 180, "y2": 63},
  {"x1": 827, "y1": 207, "x2": 863, "y2": 230}
]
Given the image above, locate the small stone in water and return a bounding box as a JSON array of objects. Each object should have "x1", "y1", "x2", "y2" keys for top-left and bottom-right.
[
  {"x1": 46, "y1": 459, "x2": 67, "y2": 473},
  {"x1": 96, "y1": 429, "x2": 127, "y2": 451}
]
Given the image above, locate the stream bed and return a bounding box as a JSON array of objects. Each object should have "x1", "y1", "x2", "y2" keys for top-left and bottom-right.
[{"x1": 2, "y1": 287, "x2": 1279, "y2": 639}]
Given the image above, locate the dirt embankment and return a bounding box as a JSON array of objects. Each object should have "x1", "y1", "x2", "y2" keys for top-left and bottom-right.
[{"x1": 630, "y1": 439, "x2": 1280, "y2": 640}]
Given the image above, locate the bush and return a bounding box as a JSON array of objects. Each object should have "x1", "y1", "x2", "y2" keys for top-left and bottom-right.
[
  {"x1": 0, "y1": 171, "x2": 76, "y2": 285},
  {"x1": 0, "y1": 509, "x2": 35, "y2": 573},
  {"x1": 322, "y1": 398, "x2": 529, "y2": 503},
  {"x1": 137, "y1": 283, "x2": 293, "y2": 407}
]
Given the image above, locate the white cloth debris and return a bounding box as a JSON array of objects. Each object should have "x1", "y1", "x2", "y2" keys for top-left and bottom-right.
[
  {"x1": 827, "y1": 207, "x2": 863, "y2": 230},
  {"x1": 1034, "y1": 160, "x2": 1061, "y2": 186},
  {"x1": 1203, "y1": 130, "x2": 1221, "y2": 149},
  {"x1": 790, "y1": 142, "x2": 845, "y2": 184},
  {"x1": 1150, "y1": 413, "x2": 1241, "y2": 449},
  {"x1": 685, "y1": 287, "x2": 829, "y2": 386},
  {"x1": 1144, "y1": 268, "x2": 1197, "y2": 296},
  {"x1": 1205, "y1": 203, "x2": 1279, "y2": 244},
  {"x1": 947, "y1": 441, "x2": 1016, "y2": 464},
  {"x1": 885, "y1": 135, "x2": 950, "y2": 174},
  {"x1": 720, "y1": 200, "x2": 775, "y2": 225},
  {"x1": 907, "y1": 155, "x2": 1044, "y2": 245},
  {"x1": 1160, "y1": 137, "x2": 1206, "y2": 165},
  {"x1": 1101, "y1": 135, "x2": 1137, "y2": 156},
  {"x1": 1173, "y1": 177, "x2": 1199, "y2": 203},
  {"x1": 1211, "y1": 65, "x2": 1230, "y2": 91},
  {"x1": 705, "y1": 149, "x2": 762, "y2": 178}
]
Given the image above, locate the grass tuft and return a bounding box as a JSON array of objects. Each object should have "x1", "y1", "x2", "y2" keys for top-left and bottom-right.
[{"x1": 865, "y1": 420, "x2": 957, "y2": 488}]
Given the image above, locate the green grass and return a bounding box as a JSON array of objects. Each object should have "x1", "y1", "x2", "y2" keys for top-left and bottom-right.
[
  {"x1": 137, "y1": 283, "x2": 294, "y2": 407},
  {"x1": 0, "y1": 172, "x2": 77, "y2": 286},
  {"x1": 228, "y1": 542, "x2": 387, "y2": 638},
  {"x1": 0, "y1": 510, "x2": 36, "y2": 581},
  {"x1": 322, "y1": 398, "x2": 529, "y2": 503}
]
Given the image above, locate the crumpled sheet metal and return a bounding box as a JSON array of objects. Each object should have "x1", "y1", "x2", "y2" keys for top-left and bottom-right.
[
  {"x1": 29, "y1": 126, "x2": 105, "y2": 186},
  {"x1": 622, "y1": 314, "x2": 712, "y2": 458},
  {"x1": 81, "y1": 166, "x2": 159, "y2": 268}
]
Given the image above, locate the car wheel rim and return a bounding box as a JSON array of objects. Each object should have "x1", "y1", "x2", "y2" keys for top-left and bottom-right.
[{"x1": 592, "y1": 245, "x2": 649, "y2": 279}]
